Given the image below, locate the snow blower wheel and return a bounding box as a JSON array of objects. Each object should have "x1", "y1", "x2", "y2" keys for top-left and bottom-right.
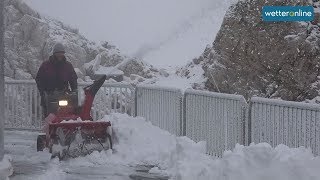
[{"x1": 37, "y1": 134, "x2": 46, "y2": 152}]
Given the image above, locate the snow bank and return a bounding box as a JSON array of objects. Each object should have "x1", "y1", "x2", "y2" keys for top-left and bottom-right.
[
  {"x1": 72, "y1": 113, "x2": 185, "y2": 167},
  {"x1": 0, "y1": 155, "x2": 13, "y2": 180},
  {"x1": 170, "y1": 143, "x2": 320, "y2": 180},
  {"x1": 66, "y1": 113, "x2": 320, "y2": 180}
]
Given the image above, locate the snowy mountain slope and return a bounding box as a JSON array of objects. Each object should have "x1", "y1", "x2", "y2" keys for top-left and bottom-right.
[
  {"x1": 4, "y1": 0, "x2": 158, "y2": 82},
  {"x1": 197, "y1": 0, "x2": 320, "y2": 102},
  {"x1": 139, "y1": 1, "x2": 236, "y2": 68},
  {"x1": 4, "y1": 0, "x2": 99, "y2": 79},
  {"x1": 23, "y1": 0, "x2": 236, "y2": 68},
  {"x1": 17, "y1": 0, "x2": 240, "y2": 88}
]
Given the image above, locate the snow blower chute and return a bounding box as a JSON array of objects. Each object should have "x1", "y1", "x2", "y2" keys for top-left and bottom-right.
[{"x1": 37, "y1": 75, "x2": 112, "y2": 159}]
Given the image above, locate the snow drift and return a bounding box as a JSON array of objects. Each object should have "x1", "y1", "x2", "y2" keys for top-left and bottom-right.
[
  {"x1": 4, "y1": 113, "x2": 320, "y2": 179},
  {"x1": 60, "y1": 113, "x2": 320, "y2": 180}
]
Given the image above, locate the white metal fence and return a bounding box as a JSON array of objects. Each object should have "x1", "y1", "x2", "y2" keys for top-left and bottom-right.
[
  {"x1": 184, "y1": 89, "x2": 248, "y2": 156},
  {"x1": 135, "y1": 85, "x2": 183, "y2": 136},
  {"x1": 78, "y1": 82, "x2": 135, "y2": 119},
  {"x1": 4, "y1": 80, "x2": 135, "y2": 130},
  {"x1": 4, "y1": 81, "x2": 320, "y2": 156},
  {"x1": 5, "y1": 80, "x2": 42, "y2": 130},
  {"x1": 250, "y1": 97, "x2": 320, "y2": 156}
]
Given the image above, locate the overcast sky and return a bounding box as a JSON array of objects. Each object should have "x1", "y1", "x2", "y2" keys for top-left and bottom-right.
[{"x1": 23, "y1": 0, "x2": 232, "y2": 67}]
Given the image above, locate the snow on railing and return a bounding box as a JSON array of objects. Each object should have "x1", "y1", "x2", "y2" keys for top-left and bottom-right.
[
  {"x1": 250, "y1": 97, "x2": 320, "y2": 156},
  {"x1": 184, "y1": 89, "x2": 248, "y2": 156},
  {"x1": 5, "y1": 80, "x2": 42, "y2": 130},
  {"x1": 135, "y1": 84, "x2": 183, "y2": 136},
  {"x1": 4, "y1": 80, "x2": 320, "y2": 156},
  {"x1": 4, "y1": 80, "x2": 135, "y2": 130}
]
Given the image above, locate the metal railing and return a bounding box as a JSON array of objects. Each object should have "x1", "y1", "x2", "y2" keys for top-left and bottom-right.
[
  {"x1": 5, "y1": 80, "x2": 42, "y2": 130},
  {"x1": 4, "y1": 81, "x2": 320, "y2": 156},
  {"x1": 250, "y1": 97, "x2": 320, "y2": 156},
  {"x1": 4, "y1": 80, "x2": 135, "y2": 130},
  {"x1": 78, "y1": 82, "x2": 135, "y2": 119},
  {"x1": 184, "y1": 89, "x2": 248, "y2": 156},
  {"x1": 135, "y1": 85, "x2": 183, "y2": 136}
]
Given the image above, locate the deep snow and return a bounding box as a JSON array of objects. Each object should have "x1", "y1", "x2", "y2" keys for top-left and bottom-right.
[{"x1": 5, "y1": 113, "x2": 320, "y2": 180}]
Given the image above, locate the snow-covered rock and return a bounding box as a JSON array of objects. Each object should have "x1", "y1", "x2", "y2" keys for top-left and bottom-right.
[
  {"x1": 199, "y1": 0, "x2": 320, "y2": 101},
  {"x1": 117, "y1": 58, "x2": 149, "y2": 78},
  {"x1": 130, "y1": 74, "x2": 145, "y2": 83},
  {"x1": 159, "y1": 68, "x2": 169, "y2": 77},
  {"x1": 3, "y1": 0, "x2": 136, "y2": 81}
]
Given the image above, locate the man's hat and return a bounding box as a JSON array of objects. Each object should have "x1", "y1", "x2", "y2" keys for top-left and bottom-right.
[{"x1": 53, "y1": 43, "x2": 65, "y2": 54}]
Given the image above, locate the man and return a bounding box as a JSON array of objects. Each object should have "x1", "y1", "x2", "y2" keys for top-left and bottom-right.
[{"x1": 36, "y1": 43, "x2": 78, "y2": 117}]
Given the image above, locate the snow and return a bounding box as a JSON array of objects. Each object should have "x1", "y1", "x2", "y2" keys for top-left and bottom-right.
[
  {"x1": 35, "y1": 161, "x2": 66, "y2": 180},
  {"x1": 92, "y1": 113, "x2": 320, "y2": 180},
  {"x1": 95, "y1": 67, "x2": 124, "y2": 76},
  {"x1": 0, "y1": 155, "x2": 13, "y2": 180},
  {"x1": 144, "y1": 64, "x2": 206, "y2": 90},
  {"x1": 5, "y1": 113, "x2": 320, "y2": 179},
  {"x1": 23, "y1": 0, "x2": 236, "y2": 68},
  {"x1": 60, "y1": 118, "x2": 91, "y2": 123},
  {"x1": 251, "y1": 96, "x2": 320, "y2": 111}
]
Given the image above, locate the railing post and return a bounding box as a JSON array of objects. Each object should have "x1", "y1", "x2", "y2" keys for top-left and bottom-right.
[
  {"x1": 134, "y1": 86, "x2": 138, "y2": 117},
  {"x1": 182, "y1": 91, "x2": 187, "y2": 136},
  {"x1": 132, "y1": 86, "x2": 138, "y2": 117},
  {"x1": 0, "y1": 0, "x2": 5, "y2": 161},
  {"x1": 247, "y1": 101, "x2": 253, "y2": 146}
]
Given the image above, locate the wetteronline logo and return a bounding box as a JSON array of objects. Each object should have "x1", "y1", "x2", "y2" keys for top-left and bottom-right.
[{"x1": 263, "y1": 6, "x2": 314, "y2": 22}]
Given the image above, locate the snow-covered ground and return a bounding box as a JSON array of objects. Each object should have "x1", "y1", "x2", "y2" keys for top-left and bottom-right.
[
  {"x1": 23, "y1": 0, "x2": 235, "y2": 68},
  {"x1": 0, "y1": 155, "x2": 13, "y2": 180},
  {"x1": 4, "y1": 113, "x2": 320, "y2": 180}
]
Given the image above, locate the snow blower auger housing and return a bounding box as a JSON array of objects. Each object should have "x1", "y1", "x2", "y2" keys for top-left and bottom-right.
[{"x1": 37, "y1": 75, "x2": 112, "y2": 159}]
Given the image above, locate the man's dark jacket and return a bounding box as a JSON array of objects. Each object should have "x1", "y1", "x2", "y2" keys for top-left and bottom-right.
[{"x1": 35, "y1": 55, "x2": 78, "y2": 105}]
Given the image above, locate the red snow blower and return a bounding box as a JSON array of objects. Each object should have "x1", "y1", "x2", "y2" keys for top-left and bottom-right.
[{"x1": 37, "y1": 75, "x2": 112, "y2": 159}]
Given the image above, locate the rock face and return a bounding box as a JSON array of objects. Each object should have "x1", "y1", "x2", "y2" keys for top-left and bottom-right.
[
  {"x1": 4, "y1": 0, "x2": 159, "y2": 83},
  {"x1": 83, "y1": 49, "x2": 158, "y2": 82},
  {"x1": 200, "y1": 0, "x2": 320, "y2": 101},
  {"x1": 4, "y1": 0, "x2": 104, "y2": 79}
]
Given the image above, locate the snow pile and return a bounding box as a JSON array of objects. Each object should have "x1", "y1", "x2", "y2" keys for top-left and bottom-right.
[
  {"x1": 171, "y1": 143, "x2": 320, "y2": 180},
  {"x1": 0, "y1": 155, "x2": 13, "y2": 180},
  {"x1": 79, "y1": 113, "x2": 182, "y2": 166},
  {"x1": 65, "y1": 113, "x2": 320, "y2": 180},
  {"x1": 222, "y1": 144, "x2": 320, "y2": 180}
]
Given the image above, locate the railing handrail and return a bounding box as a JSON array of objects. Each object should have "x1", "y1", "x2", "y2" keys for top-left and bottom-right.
[
  {"x1": 5, "y1": 79, "x2": 135, "y2": 89},
  {"x1": 185, "y1": 88, "x2": 247, "y2": 103},
  {"x1": 251, "y1": 97, "x2": 320, "y2": 111},
  {"x1": 5, "y1": 79, "x2": 36, "y2": 84},
  {"x1": 136, "y1": 84, "x2": 183, "y2": 94}
]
